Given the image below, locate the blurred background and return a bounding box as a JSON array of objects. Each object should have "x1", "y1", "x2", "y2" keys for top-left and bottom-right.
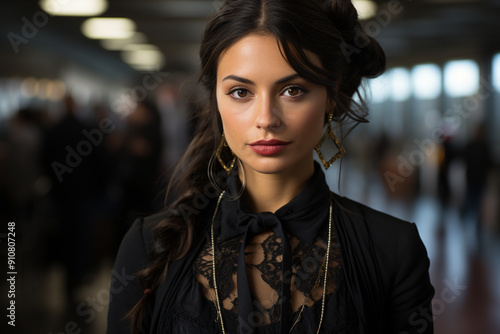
[{"x1": 0, "y1": 0, "x2": 499, "y2": 333}]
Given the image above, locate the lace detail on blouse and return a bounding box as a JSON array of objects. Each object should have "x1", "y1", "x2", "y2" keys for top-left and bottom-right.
[{"x1": 193, "y1": 224, "x2": 342, "y2": 327}]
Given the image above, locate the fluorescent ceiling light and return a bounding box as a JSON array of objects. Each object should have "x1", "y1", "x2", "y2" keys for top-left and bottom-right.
[
  {"x1": 40, "y1": 0, "x2": 108, "y2": 16},
  {"x1": 100, "y1": 33, "x2": 148, "y2": 51},
  {"x1": 121, "y1": 48, "x2": 165, "y2": 71},
  {"x1": 352, "y1": 0, "x2": 378, "y2": 20},
  {"x1": 82, "y1": 18, "x2": 136, "y2": 39},
  {"x1": 121, "y1": 49, "x2": 165, "y2": 65},
  {"x1": 128, "y1": 63, "x2": 164, "y2": 71}
]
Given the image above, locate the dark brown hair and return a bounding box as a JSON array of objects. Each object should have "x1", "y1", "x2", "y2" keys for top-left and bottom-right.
[{"x1": 126, "y1": 0, "x2": 385, "y2": 332}]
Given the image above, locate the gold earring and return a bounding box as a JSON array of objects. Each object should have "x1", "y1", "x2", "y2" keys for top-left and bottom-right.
[
  {"x1": 216, "y1": 133, "x2": 236, "y2": 174},
  {"x1": 315, "y1": 112, "x2": 346, "y2": 170}
]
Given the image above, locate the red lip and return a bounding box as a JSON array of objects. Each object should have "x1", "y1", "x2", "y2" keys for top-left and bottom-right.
[
  {"x1": 250, "y1": 139, "x2": 289, "y2": 146},
  {"x1": 249, "y1": 139, "x2": 290, "y2": 156}
]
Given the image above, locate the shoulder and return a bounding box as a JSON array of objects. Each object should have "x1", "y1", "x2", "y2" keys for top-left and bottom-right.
[
  {"x1": 331, "y1": 194, "x2": 434, "y2": 332},
  {"x1": 332, "y1": 193, "x2": 411, "y2": 231},
  {"x1": 107, "y1": 213, "x2": 165, "y2": 333},
  {"x1": 332, "y1": 193, "x2": 420, "y2": 252},
  {"x1": 109, "y1": 214, "x2": 162, "y2": 293},
  {"x1": 116, "y1": 214, "x2": 158, "y2": 263},
  {"x1": 331, "y1": 193, "x2": 431, "y2": 284}
]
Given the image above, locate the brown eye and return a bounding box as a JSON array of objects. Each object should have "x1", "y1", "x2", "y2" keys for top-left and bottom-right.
[
  {"x1": 229, "y1": 89, "x2": 249, "y2": 99},
  {"x1": 283, "y1": 86, "x2": 304, "y2": 97},
  {"x1": 236, "y1": 89, "x2": 248, "y2": 98}
]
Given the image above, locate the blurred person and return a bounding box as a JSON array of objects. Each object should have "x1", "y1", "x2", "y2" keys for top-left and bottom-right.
[
  {"x1": 108, "y1": 1, "x2": 434, "y2": 333},
  {"x1": 434, "y1": 133, "x2": 457, "y2": 236},
  {"x1": 4, "y1": 108, "x2": 45, "y2": 225},
  {"x1": 0, "y1": 127, "x2": 11, "y2": 224},
  {"x1": 461, "y1": 123, "x2": 493, "y2": 235},
  {"x1": 42, "y1": 95, "x2": 106, "y2": 304},
  {"x1": 157, "y1": 83, "x2": 190, "y2": 174},
  {"x1": 117, "y1": 100, "x2": 163, "y2": 227},
  {"x1": 437, "y1": 135, "x2": 455, "y2": 209},
  {"x1": 374, "y1": 132, "x2": 390, "y2": 166},
  {"x1": 86, "y1": 104, "x2": 124, "y2": 261}
]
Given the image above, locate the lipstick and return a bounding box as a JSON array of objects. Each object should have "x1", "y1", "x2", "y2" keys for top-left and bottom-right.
[{"x1": 249, "y1": 139, "x2": 289, "y2": 156}]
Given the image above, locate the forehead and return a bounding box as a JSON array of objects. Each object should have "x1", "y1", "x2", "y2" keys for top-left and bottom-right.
[
  {"x1": 217, "y1": 34, "x2": 293, "y2": 78},
  {"x1": 216, "y1": 34, "x2": 323, "y2": 81}
]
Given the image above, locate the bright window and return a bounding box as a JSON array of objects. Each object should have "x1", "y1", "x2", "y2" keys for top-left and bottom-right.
[
  {"x1": 493, "y1": 54, "x2": 500, "y2": 93},
  {"x1": 412, "y1": 64, "x2": 442, "y2": 100},
  {"x1": 368, "y1": 73, "x2": 390, "y2": 104},
  {"x1": 444, "y1": 60, "x2": 479, "y2": 98},
  {"x1": 390, "y1": 68, "x2": 411, "y2": 102}
]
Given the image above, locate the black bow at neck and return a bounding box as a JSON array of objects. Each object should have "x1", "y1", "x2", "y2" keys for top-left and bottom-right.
[{"x1": 217, "y1": 162, "x2": 331, "y2": 334}]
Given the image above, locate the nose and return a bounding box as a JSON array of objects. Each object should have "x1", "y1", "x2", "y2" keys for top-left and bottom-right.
[{"x1": 255, "y1": 95, "x2": 282, "y2": 131}]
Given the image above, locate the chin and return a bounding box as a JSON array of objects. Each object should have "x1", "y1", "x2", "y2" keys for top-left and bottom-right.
[{"x1": 242, "y1": 158, "x2": 302, "y2": 175}]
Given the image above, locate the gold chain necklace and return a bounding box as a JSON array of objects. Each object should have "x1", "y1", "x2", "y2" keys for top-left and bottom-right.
[{"x1": 210, "y1": 191, "x2": 333, "y2": 334}]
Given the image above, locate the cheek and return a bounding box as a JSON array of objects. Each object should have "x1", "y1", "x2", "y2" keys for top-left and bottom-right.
[
  {"x1": 293, "y1": 91, "x2": 328, "y2": 137},
  {"x1": 217, "y1": 90, "x2": 242, "y2": 126},
  {"x1": 292, "y1": 105, "x2": 326, "y2": 138},
  {"x1": 219, "y1": 108, "x2": 239, "y2": 138},
  {"x1": 217, "y1": 102, "x2": 242, "y2": 151},
  {"x1": 216, "y1": 91, "x2": 232, "y2": 131},
  {"x1": 218, "y1": 103, "x2": 252, "y2": 140}
]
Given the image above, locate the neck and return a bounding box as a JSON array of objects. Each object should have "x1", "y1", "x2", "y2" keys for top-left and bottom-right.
[{"x1": 240, "y1": 161, "x2": 315, "y2": 213}]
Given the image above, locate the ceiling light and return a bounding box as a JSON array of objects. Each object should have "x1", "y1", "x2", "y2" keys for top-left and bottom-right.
[
  {"x1": 100, "y1": 33, "x2": 148, "y2": 51},
  {"x1": 127, "y1": 63, "x2": 164, "y2": 71},
  {"x1": 352, "y1": 0, "x2": 378, "y2": 21},
  {"x1": 82, "y1": 18, "x2": 136, "y2": 39},
  {"x1": 40, "y1": 0, "x2": 108, "y2": 16},
  {"x1": 121, "y1": 49, "x2": 165, "y2": 66},
  {"x1": 121, "y1": 47, "x2": 165, "y2": 71}
]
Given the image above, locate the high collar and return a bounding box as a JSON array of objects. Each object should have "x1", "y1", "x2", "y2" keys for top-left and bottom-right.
[{"x1": 219, "y1": 161, "x2": 331, "y2": 244}]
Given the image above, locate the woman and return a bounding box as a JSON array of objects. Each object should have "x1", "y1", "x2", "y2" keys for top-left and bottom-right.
[{"x1": 107, "y1": 0, "x2": 434, "y2": 333}]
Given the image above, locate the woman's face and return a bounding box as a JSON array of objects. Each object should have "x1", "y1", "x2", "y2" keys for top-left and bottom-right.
[{"x1": 216, "y1": 34, "x2": 329, "y2": 176}]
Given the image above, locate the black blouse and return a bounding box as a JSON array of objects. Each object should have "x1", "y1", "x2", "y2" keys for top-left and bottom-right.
[
  {"x1": 107, "y1": 163, "x2": 434, "y2": 334},
  {"x1": 169, "y1": 234, "x2": 358, "y2": 333}
]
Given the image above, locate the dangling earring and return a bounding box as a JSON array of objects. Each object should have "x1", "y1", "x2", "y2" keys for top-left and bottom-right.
[
  {"x1": 315, "y1": 111, "x2": 346, "y2": 170},
  {"x1": 215, "y1": 132, "x2": 236, "y2": 174},
  {"x1": 208, "y1": 133, "x2": 245, "y2": 200}
]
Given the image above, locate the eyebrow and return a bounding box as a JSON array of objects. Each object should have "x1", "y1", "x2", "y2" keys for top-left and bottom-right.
[{"x1": 222, "y1": 73, "x2": 301, "y2": 85}]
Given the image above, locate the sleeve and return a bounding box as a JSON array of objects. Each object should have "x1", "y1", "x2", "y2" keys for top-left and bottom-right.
[
  {"x1": 107, "y1": 218, "x2": 151, "y2": 334},
  {"x1": 389, "y1": 223, "x2": 434, "y2": 334}
]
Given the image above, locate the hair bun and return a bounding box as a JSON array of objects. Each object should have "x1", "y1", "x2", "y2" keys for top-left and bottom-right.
[
  {"x1": 354, "y1": 34, "x2": 386, "y2": 78},
  {"x1": 317, "y1": 0, "x2": 385, "y2": 79},
  {"x1": 324, "y1": 0, "x2": 358, "y2": 32}
]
